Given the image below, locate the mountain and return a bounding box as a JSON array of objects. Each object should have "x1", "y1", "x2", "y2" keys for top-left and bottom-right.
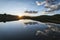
[
  {"x1": 22, "y1": 14, "x2": 60, "y2": 24},
  {"x1": 0, "y1": 14, "x2": 19, "y2": 23},
  {"x1": 0, "y1": 14, "x2": 60, "y2": 24}
]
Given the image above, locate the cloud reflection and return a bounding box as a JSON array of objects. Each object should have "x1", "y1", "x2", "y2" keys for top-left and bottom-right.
[{"x1": 36, "y1": 23, "x2": 60, "y2": 40}]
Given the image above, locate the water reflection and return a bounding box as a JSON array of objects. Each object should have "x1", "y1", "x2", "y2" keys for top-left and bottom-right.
[
  {"x1": 36, "y1": 23, "x2": 60, "y2": 40},
  {"x1": 24, "y1": 22, "x2": 39, "y2": 25},
  {"x1": 0, "y1": 20, "x2": 60, "y2": 40}
]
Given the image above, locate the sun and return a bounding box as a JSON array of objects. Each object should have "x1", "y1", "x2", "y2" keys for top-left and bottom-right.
[
  {"x1": 18, "y1": 15, "x2": 23, "y2": 18},
  {"x1": 19, "y1": 15, "x2": 22, "y2": 17},
  {"x1": 17, "y1": 13, "x2": 30, "y2": 18},
  {"x1": 16, "y1": 14, "x2": 22, "y2": 19}
]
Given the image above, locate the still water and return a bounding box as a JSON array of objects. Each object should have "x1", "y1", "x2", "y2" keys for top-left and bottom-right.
[{"x1": 0, "y1": 19, "x2": 60, "y2": 40}]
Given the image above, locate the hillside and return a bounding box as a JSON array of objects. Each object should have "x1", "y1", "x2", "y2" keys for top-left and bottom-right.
[
  {"x1": 0, "y1": 14, "x2": 60, "y2": 24},
  {"x1": 22, "y1": 14, "x2": 60, "y2": 24},
  {"x1": 0, "y1": 14, "x2": 19, "y2": 22}
]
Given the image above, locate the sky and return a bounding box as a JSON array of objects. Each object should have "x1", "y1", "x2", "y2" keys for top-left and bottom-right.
[{"x1": 0, "y1": 0, "x2": 60, "y2": 16}]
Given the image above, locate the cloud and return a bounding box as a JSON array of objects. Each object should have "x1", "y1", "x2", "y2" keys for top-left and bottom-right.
[
  {"x1": 24, "y1": 11, "x2": 38, "y2": 13},
  {"x1": 36, "y1": 0, "x2": 60, "y2": 12},
  {"x1": 46, "y1": 3, "x2": 60, "y2": 12},
  {"x1": 46, "y1": 8, "x2": 55, "y2": 12},
  {"x1": 36, "y1": 1, "x2": 45, "y2": 6}
]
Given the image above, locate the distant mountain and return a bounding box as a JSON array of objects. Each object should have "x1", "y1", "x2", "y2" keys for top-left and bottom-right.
[
  {"x1": 22, "y1": 14, "x2": 60, "y2": 24},
  {"x1": 0, "y1": 14, "x2": 19, "y2": 23},
  {"x1": 0, "y1": 14, "x2": 60, "y2": 24}
]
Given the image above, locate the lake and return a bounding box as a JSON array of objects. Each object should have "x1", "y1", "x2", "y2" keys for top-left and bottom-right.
[{"x1": 0, "y1": 19, "x2": 60, "y2": 40}]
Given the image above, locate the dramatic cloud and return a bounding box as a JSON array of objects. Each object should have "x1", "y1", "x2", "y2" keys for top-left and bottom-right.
[
  {"x1": 36, "y1": 1, "x2": 45, "y2": 6},
  {"x1": 36, "y1": 0, "x2": 60, "y2": 12},
  {"x1": 46, "y1": 3, "x2": 60, "y2": 12}
]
